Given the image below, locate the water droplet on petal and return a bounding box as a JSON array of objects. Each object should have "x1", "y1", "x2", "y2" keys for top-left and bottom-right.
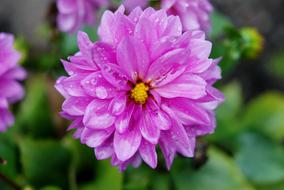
[{"x1": 96, "y1": 86, "x2": 108, "y2": 99}]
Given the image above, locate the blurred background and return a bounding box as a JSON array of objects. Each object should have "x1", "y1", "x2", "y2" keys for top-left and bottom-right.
[{"x1": 0, "y1": 0, "x2": 284, "y2": 190}]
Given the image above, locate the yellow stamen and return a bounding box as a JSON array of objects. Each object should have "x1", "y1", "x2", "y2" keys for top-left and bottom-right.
[{"x1": 130, "y1": 83, "x2": 149, "y2": 104}]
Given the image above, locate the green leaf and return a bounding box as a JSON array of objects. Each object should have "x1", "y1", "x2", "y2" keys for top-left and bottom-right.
[
  {"x1": 80, "y1": 160, "x2": 123, "y2": 190},
  {"x1": 268, "y1": 50, "x2": 284, "y2": 78},
  {"x1": 242, "y1": 92, "x2": 284, "y2": 141},
  {"x1": 255, "y1": 180, "x2": 284, "y2": 190},
  {"x1": 172, "y1": 147, "x2": 254, "y2": 190},
  {"x1": 40, "y1": 186, "x2": 62, "y2": 190},
  {"x1": 124, "y1": 166, "x2": 152, "y2": 190},
  {"x1": 151, "y1": 174, "x2": 170, "y2": 190},
  {"x1": 236, "y1": 133, "x2": 284, "y2": 184},
  {"x1": 62, "y1": 135, "x2": 96, "y2": 189},
  {"x1": 19, "y1": 138, "x2": 72, "y2": 189},
  {"x1": 207, "y1": 82, "x2": 243, "y2": 143},
  {"x1": 210, "y1": 11, "x2": 233, "y2": 39},
  {"x1": 0, "y1": 134, "x2": 17, "y2": 178},
  {"x1": 16, "y1": 75, "x2": 55, "y2": 138}
]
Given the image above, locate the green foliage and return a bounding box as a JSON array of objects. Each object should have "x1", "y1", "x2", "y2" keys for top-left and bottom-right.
[
  {"x1": 15, "y1": 75, "x2": 55, "y2": 138},
  {"x1": 19, "y1": 138, "x2": 72, "y2": 189},
  {"x1": 172, "y1": 147, "x2": 254, "y2": 190},
  {"x1": 236, "y1": 133, "x2": 284, "y2": 185},
  {"x1": 1, "y1": 4, "x2": 283, "y2": 190},
  {"x1": 242, "y1": 93, "x2": 284, "y2": 142},
  {"x1": 268, "y1": 50, "x2": 284, "y2": 78}
]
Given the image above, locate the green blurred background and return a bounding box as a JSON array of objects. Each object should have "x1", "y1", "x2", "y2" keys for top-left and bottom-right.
[{"x1": 0, "y1": 0, "x2": 284, "y2": 189}]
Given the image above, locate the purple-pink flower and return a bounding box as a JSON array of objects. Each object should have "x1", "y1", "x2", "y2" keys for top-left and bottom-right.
[
  {"x1": 162, "y1": 0, "x2": 213, "y2": 33},
  {"x1": 123, "y1": 0, "x2": 148, "y2": 11},
  {"x1": 55, "y1": 6, "x2": 223, "y2": 171},
  {"x1": 0, "y1": 33, "x2": 26, "y2": 132},
  {"x1": 56, "y1": 0, "x2": 108, "y2": 33}
]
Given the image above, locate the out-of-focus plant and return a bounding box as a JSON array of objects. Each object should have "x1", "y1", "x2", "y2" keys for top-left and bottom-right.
[{"x1": 0, "y1": 0, "x2": 283, "y2": 190}]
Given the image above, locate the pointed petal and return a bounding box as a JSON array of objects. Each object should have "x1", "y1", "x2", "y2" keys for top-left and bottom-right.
[
  {"x1": 166, "y1": 98, "x2": 211, "y2": 126},
  {"x1": 108, "y1": 94, "x2": 127, "y2": 115},
  {"x1": 117, "y1": 36, "x2": 150, "y2": 81},
  {"x1": 83, "y1": 99, "x2": 115, "y2": 129},
  {"x1": 95, "y1": 140, "x2": 114, "y2": 160},
  {"x1": 81, "y1": 72, "x2": 117, "y2": 99},
  {"x1": 155, "y1": 74, "x2": 206, "y2": 99},
  {"x1": 139, "y1": 111, "x2": 160, "y2": 144},
  {"x1": 114, "y1": 126, "x2": 142, "y2": 161},
  {"x1": 81, "y1": 127, "x2": 114, "y2": 148},
  {"x1": 139, "y1": 140, "x2": 157, "y2": 168},
  {"x1": 115, "y1": 103, "x2": 135, "y2": 133},
  {"x1": 62, "y1": 97, "x2": 92, "y2": 116}
]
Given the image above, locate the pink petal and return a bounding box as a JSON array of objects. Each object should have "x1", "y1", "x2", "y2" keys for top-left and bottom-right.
[
  {"x1": 0, "y1": 79, "x2": 25, "y2": 103},
  {"x1": 117, "y1": 36, "x2": 150, "y2": 81},
  {"x1": 162, "y1": 105, "x2": 190, "y2": 147},
  {"x1": 81, "y1": 127, "x2": 114, "y2": 148},
  {"x1": 146, "y1": 48, "x2": 189, "y2": 82},
  {"x1": 62, "y1": 60, "x2": 95, "y2": 75},
  {"x1": 155, "y1": 74, "x2": 206, "y2": 99},
  {"x1": 83, "y1": 99, "x2": 115, "y2": 129},
  {"x1": 189, "y1": 39, "x2": 212, "y2": 59},
  {"x1": 108, "y1": 94, "x2": 127, "y2": 115},
  {"x1": 115, "y1": 103, "x2": 135, "y2": 133},
  {"x1": 114, "y1": 126, "x2": 142, "y2": 161},
  {"x1": 62, "y1": 97, "x2": 92, "y2": 116},
  {"x1": 139, "y1": 140, "x2": 157, "y2": 168},
  {"x1": 3, "y1": 66, "x2": 27, "y2": 80},
  {"x1": 92, "y1": 42, "x2": 116, "y2": 66},
  {"x1": 60, "y1": 74, "x2": 88, "y2": 97},
  {"x1": 99, "y1": 63, "x2": 130, "y2": 90},
  {"x1": 163, "y1": 15, "x2": 182, "y2": 37},
  {"x1": 81, "y1": 72, "x2": 117, "y2": 99},
  {"x1": 134, "y1": 17, "x2": 158, "y2": 51},
  {"x1": 159, "y1": 133, "x2": 176, "y2": 170},
  {"x1": 128, "y1": 7, "x2": 143, "y2": 23},
  {"x1": 95, "y1": 140, "x2": 114, "y2": 160},
  {"x1": 139, "y1": 111, "x2": 160, "y2": 144},
  {"x1": 165, "y1": 98, "x2": 211, "y2": 126},
  {"x1": 77, "y1": 31, "x2": 93, "y2": 60},
  {"x1": 57, "y1": 0, "x2": 76, "y2": 14}
]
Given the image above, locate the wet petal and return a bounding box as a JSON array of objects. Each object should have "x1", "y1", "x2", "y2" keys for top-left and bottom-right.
[
  {"x1": 166, "y1": 98, "x2": 211, "y2": 126},
  {"x1": 139, "y1": 140, "x2": 157, "y2": 168},
  {"x1": 117, "y1": 36, "x2": 150, "y2": 81},
  {"x1": 114, "y1": 126, "x2": 142, "y2": 161},
  {"x1": 83, "y1": 99, "x2": 115, "y2": 129},
  {"x1": 62, "y1": 97, "x2": 92, "y2": 116},
  {"x1": 108, "y1": 94, "x2": 127, "y2": 115},
  {"x1": 92, "y1": 42, "x2": 116, "y2": 66},
  {"x1": 81, "y1": 72, "x2": 117, "y2": 99},
  {"x1": 95, "y1": 140, "x2": 114, "y2": 160},
  {"x1": 139, "y1": 111, "x2": 160, "y2": 144},
  {"x1": 81, "y1": 127, "x2": 114, "y2": 148},
  {"x1": 155, "y1": 74, "x2": 206, "y2": 99},
  {"x1": 115, "y1": 103, "x2": 135, "y2": 133}
]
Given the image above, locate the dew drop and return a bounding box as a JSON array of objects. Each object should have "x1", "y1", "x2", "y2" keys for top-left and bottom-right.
[{"x1": 96, "y1": 86, "x2": 108, "y2": 99}]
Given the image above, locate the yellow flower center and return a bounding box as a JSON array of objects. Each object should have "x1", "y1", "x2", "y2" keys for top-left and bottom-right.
[{"x1": 130, "y1": 83, "x2": 149, "y2": 104}]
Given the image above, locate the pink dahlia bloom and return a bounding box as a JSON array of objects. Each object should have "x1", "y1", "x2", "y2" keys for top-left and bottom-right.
[
  {"x1": 123, "y1": 0, "x2": 148, "y2": 11},
  {"x1": 55, "y1": 6, "x2": 224, "y2": 171},
  {"x1": 0, "y1": 33, "x2": 26, "y2": 132},
  {"x1": 57, "y1": 0, "x2": 108, "y2": 33},
  {"x1": 162, "y1": 0, "x2": 213, "y2": 33}
]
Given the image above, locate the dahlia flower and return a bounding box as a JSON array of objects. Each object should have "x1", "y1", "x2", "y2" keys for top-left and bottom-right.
[
  {"x1": 57, "y1": 0, "x2": 108, "y2": 33},
  {"x1": 162, "y1": 0, "x2": 213, "y2": 33},
  {"x1": 55, "y1": 6, "x2": 224, "y2": 171},
  {"x1": 123, "y1": 0, "x2": 148, "y2": 11},
  {"x1": 0, "y1": 33, "x2": 26, "y2": 132}
]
